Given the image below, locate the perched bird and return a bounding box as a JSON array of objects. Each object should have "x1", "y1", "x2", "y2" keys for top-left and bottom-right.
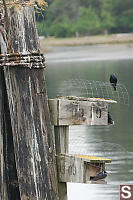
[
  {"x1": 108, "y1": 112, "x2": 114, "y2": 125},
  {"x1": 110, "y1": 74, "x2": 117, "y2": 91},
  {"x1": 92, "y1": 171, "x2": 107, "y2": 181}
]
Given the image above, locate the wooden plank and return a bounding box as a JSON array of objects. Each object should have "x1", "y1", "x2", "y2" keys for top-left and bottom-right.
[
  {"x1": 48, "y1": 99, "x2": 58, "y2": 125},
  {"x1": 49, "y1": 99, "x2": 108, "y2": 126},
  {"x1": 75, "y1": 155, "x2": 111, "y2": 163},
  {"x1": 54, "y1": 126, "x2": 69, "y2": 154},
  {"x1": 0, "y1": 5, "x2": 59, "y2": 200},
  {"x1": 54, "y1": 126, "x2": 69, "y2": 200},
  {"x1": 58, "y1": 183, "x2": 67, "y2": 200},
  {"x1": 57, "y1": 96, "x2": 117, "y2": 104},
  {"x1": 57, "y1": 154, "x2": 108, "y2": 183},
  {"x1": 57, "y1": 155, "x2": 85, "y2": 183}
]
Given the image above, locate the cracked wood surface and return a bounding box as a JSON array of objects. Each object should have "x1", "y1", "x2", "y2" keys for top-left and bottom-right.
[{"x1": 0, "y1": 5, "x2": 59, "y2": 200}]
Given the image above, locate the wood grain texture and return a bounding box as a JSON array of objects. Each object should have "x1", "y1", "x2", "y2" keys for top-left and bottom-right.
[
  {"x1": 57, "y1": 154, "x2": 106, "y2": 183},
  {"x1": 54, "y1": 126, "x2": 69, "y2": 155},
  {"x1": 0, "y1": 5, "x2": 59, "y2": 200},
  {"x1": 49, "y1": 99, "x2": 108, "y2": 126},
  {"x1": 0, "y1": 70, "x2": 6, "y2": 200},
  {"x1": 54, "y1": 126, "x2": 69, "y2": 199},
  {"x1": 3, "y1": 70, "x2": 21, "y2": 200}
]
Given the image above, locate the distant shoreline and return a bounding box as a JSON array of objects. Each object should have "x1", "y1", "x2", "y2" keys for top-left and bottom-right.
[
  {"x1": 44, "y1": 44, "x2": 133, "y2": 63},
  {"x1": 40, "y1": 33, "x2": 133, "y2": 53}
]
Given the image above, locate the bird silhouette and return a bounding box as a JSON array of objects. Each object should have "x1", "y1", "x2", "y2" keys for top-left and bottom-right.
[
  {"x1": 108, "y1": 112, "x2": 114, "y2": 125},
  {"x1": 92, "y1": 171, "x2": 107, "y2": 181},
  {"x1": 110, "y1": 74, "x2": 117, "y2": 91}
]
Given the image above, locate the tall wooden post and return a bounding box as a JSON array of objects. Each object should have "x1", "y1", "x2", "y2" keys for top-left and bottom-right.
[
  {"x1": 54, "y1": 126, "x2": 69, "y2": 200},
  {"x1": 0, "y1": 4, "x2": 59, "y2": 200}
]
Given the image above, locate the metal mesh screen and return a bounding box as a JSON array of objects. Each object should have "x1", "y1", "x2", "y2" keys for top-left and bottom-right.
[{"x1": 57, "y1": 79, "x2": 129, "y2": 106}]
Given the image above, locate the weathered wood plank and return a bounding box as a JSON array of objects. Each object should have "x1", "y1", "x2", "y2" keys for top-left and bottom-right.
[
  {"x1": 57, "y1": 155, "x2": 85, "y2": 183},
  {"x1": 58, "y1": 183, "x2": 67, "y2": 200},
  {"x1": 57, "y1": 154, "x2": 109, "y2": 183},
  {"x1": 75, "y1": 155, "x2": 111, "y2": 163},
  {"x1": 0, "y1": 5, "x2": 59, "y2": 200},
  {"x1": 57, "y1": 96, "x2": 117, "y2": 104},
  {"x1": 49, "y1": 99, "x2": 108, "y2": 126},
  {"x1": 54, "y1": 126, "x2": 69, "y2": 154},
  {"x1": 54, "y1": 126, "x2": 69, "y2": 200}
]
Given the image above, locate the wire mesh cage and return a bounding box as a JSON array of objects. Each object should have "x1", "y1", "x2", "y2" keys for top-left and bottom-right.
[{"x1": 57, "y1": 79, "x2": 129, "y2": 106}]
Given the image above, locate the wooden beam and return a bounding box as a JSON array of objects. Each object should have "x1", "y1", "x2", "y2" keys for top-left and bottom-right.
[
  {"x1": 54, "y1": 126, "x2": 69, "y2": 200},
  {"x1": 57, "y1": 155, "x2": 85, "y2": 183},
  {"x1": 49, "y1": 98, "x2": 109, "y2": 126},
  {"x1": 57, "y1": 154, "x2": 110, "y2": 183},
  {"x1": 54, "y1": 126, "x2": 69, "y2": 154}
]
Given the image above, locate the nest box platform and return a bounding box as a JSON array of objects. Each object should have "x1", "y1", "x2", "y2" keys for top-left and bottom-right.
[
  {"x1": 48, "y1": 96, "x2": 117, "y2": 126},
  {"x1": 57, "y1": 154, "x2": 111, "y2": 184}
]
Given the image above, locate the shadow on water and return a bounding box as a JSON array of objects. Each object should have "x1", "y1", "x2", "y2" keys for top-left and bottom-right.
[{"x1": 45, "y1": 47, "x2": 133, "y2": 200}]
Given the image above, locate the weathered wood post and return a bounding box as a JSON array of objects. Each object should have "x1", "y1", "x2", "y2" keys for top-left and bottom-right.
[
  {"x1": 54, "y1": 126, "x2": 69, "y2": 200},
  {"x1": 49, "y1": 98, "x2": 69, "y2": 199},
  {"x1": 0, "y1": 70, "x2": 5, "y2": 199},
  {"x1": 0, "y1": 2, "x2": 59, "y2": 200}
]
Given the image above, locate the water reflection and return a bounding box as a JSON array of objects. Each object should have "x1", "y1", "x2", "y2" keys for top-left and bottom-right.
[
  {"x1": 45, "y1": 48, "x2": 133, "y2": 200},
  {"x1": 67, "y1": 183, "x2": 119, "y2": 200}
]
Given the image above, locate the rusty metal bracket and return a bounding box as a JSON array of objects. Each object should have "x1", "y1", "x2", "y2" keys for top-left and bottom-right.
[{"x1": 0, "y1": 52, "x2": 46, "y2": 68}]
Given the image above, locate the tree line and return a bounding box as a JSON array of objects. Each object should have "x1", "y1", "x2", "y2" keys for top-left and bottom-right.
[{"x1": 36, "y1": 0, "x2": 133, "y2": 37}]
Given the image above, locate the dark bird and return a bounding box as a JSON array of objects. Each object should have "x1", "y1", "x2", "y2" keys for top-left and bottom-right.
[
  {"x1": 92, "y1": 171, "x2": 107, "y2": 181},
  {"x1": 108, "y1": 112, "x2": 114, "y2": 125},
  {"x1": 110, "y1": 74, "x2": 117, "y2": 91}
]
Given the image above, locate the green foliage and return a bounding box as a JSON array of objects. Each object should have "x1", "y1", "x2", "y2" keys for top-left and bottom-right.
[
  {"x1": 50, "y1": 17, "x2": 73, "y2": 37},
  {"x1": 37, "y1": 22, "x2": 49, "y2": 36},
  {"x1": 72, "y1": 7, "x2": 101, "y2": 35},
  {"x1": 36, "y1": 0, "x2": 133, "y2": 37}
]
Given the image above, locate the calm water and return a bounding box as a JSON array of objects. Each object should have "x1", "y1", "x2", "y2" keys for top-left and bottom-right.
[{"x1": 45, "y1": 45, "x2": 133, "y2": 200}]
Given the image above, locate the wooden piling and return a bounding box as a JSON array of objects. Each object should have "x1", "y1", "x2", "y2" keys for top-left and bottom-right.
[{"x1": 0, "y1": 4, "x2": 59, "y2": 200}]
